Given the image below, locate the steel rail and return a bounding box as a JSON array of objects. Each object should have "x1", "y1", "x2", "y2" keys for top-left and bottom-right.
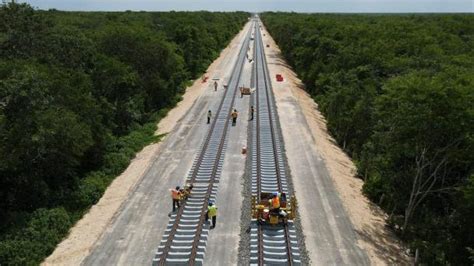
[
  {"x1": 256, "y1": 22, "x2": 293, "y2": 266},
  {"x1": 187, "y1": 21, "x2": 252, "y2": 265},
  {"x1": 154, "y1": 21, "x2": 254, "y2": 265},
  {"x1": 251, "y1": 18, "x2": 297, "y2": 266},
  {"x1": 253, "y1": 22, "x2": 265, "y2": 266}
]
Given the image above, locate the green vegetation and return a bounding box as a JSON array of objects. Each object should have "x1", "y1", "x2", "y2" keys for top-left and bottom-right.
[
  {"x1": 262, "y1": 13, "x2": 474, "y2": 264},
  {"x1": 0, "y1": 3, "x2": 248, "y2": 264}
]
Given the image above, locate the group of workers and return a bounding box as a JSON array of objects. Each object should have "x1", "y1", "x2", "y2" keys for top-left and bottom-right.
[
  {"x1": 169, "y1": 185, "x2": 218, "y2": 229},
  {"x1": 167, "y1": 80, "x2": 259, "y2": 229},
  {"x1": 208, "y1": 81, "x2": 256, "y2": 125},
  {"x1": 169, "y1": 184, "x2": 194, "y2": 212},
  {"x1": 170, "y1": 186, "x2": 286, "y2": 230},
  {"x1": 207, "y1": 108, "x2": 240, "y2": 126}
]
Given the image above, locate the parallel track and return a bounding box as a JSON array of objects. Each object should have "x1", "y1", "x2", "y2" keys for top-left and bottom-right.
[
  {"x1": 249, "y1": 19, "x2": 301, "y2": 265},
  {"x1": 152, "y1": 22, "x2": 254, "y2": 266}
]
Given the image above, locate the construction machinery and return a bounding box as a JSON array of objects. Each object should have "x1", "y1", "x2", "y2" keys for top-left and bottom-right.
[
  {"x1": 276, "y1": 74, "x2": 284, "y2": 82},
  {"x1": 239, "y1": 86, "x2": 253, "y2": 97},
  {"x1": 251, "y1": 192, "x2": 297, "y2": 225}
]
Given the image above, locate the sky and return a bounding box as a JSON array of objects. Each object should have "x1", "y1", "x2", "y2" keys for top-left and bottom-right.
[{"x1": 21, "y1": 0, "x2": 474, "y2": 12}]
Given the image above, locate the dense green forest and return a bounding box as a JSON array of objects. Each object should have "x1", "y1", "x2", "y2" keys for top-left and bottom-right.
[
  {"x1": 0, "y1": 3, "x2": 248, "y2": 264},
  {"x1": 262, "y1": 13, "x2": 474, "y2": 264}
]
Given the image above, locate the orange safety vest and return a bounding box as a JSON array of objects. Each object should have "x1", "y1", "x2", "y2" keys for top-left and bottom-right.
[
  {"x1": 171, "y1": 189, "x2": 180, "y2": 200},
  {"x1": 271, "y1": 197, "x2": 280, "y2": 209}
]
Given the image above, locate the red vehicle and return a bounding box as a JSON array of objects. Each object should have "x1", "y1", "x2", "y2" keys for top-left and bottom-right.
[{"x1": 276, "y1": 74, "x2": 284, "y2": 82}]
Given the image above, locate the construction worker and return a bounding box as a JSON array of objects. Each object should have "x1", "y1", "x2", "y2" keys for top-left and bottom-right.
[
  {"x1": 181, "y1": 183, "x2": 193, "y2": 201},
  {"x1": 185, "y1": 183, "x2": 194, "y2": 194},
  {"x1": 231, "y1": 109, "x2": 238, "y2": 126},
  {"x1": 206, "y1": 202, "x2": 218, "y2": 229},
  {"x1": 269, "y1": 193, "x2": 280, "y2": 214},
  {"x1": 207, "y1": 110, "x2": 212, "y2": 124},
  {"x1": 170, "y1": 186, "x2": 181, "y2": 212},
  {"x1": 250, "y1": 106, "x2": 255, "y2": 121},
  {"x1": 214, "y1": 81, "x2": 218, "y2": 91}
]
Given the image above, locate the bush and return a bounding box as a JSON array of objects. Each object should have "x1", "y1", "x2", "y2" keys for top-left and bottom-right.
[
  {"x1": 0, "y1": 3, "x2": 247, "y2": 264},
  {"x1": 69, "y1": 172, "x2": 109, "y2": 209},
  {"x1": 0, "y1": 208, "x2": 72, "y2": 265},
  {"x1": 262, "y1": 12, "x2": 474, "y2": 264}
]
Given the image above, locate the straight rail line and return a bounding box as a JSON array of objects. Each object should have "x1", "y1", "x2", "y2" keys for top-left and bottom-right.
[
  {"x1": 153, "y1": 21, "x2": 254, "y2": 266},
  {"x1": 249, "y1": 18, "x2": 301, "y2": 266}
]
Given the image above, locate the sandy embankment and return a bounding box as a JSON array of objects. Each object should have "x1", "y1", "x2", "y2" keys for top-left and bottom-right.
[
  {"x1": 261, "y1": 28, "x2": 411, "y2": 265},
  {"x1": 42, "y1": 24, "x2": 248, "y2": 266}
]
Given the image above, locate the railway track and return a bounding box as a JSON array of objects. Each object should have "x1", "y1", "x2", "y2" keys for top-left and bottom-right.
[
  {"x1": 248, "y1": 19, "x2": 302, "y2": 265},
  {"x1": 152, "y1": 22, "x2": 254, "y2": 266}
]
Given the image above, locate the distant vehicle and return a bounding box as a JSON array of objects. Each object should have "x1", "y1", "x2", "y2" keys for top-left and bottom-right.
[{"x1": 239, "y1": 86, "x2": 253, "y2": 97}]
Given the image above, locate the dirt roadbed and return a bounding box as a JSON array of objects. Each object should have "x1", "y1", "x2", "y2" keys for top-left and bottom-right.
[{"x1": 42, "y1": 24, "x2": 250, "y2": 265}]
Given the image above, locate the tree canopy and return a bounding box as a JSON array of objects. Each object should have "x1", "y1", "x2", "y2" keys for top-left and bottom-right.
[
  {"x1": 0, "y1": 3, "x2": 248, "y2": 264},
  {"x1": 262, "y1": 12, "x2": 474, "y2": 264}
]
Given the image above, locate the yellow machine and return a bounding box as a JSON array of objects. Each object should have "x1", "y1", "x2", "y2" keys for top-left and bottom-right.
[
  {"x1": 251, "y1": 192, "x2": 297, "y2": 225},
  {"x1": 239, "y1": 86, "x2": 253, "y2": 97}
]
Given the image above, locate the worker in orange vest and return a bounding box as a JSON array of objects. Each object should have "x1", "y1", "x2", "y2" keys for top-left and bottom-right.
[
  {"x1": 269, "y1": 193, "x2": 280, "y2": 214},
  {"x1": 170, "y1": 186, "x2": 181, "y2": 212}
]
